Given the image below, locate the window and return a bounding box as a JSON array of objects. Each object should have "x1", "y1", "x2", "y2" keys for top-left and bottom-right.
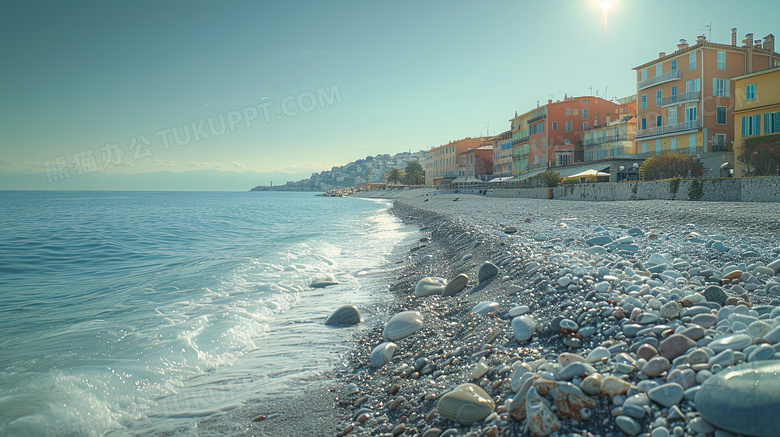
[
  {"x1": 565, "y1": 121, "x2": 572, "y2": 132},
  {"x1": 641, "y1": 68, "x2": 647, "y2": 81},
  {"x1": 716, "y1": 106, "x2": 727, "y2": 125},
  {"x1": 573, "y1": 109, "x2": 578, "y2": 116},
  {"x1": 534, "y1": 155, "x2": 539, "y2": 164},
  {"x1": 671, "y1": 85, "x2": 677, "y2": 96},
  {"x1": 564, "y1": 138, "x2": 570, "y2": 145},
  {"x1": 582, "y1": 99, "x2": 588, "y2": 105},
  {"x1": 765, "y1": 111, "x2": 780, "y2": 134},
  {"x1": 717, "y1": 51, "x2": 726, "y2": 70},
  {"x1": 655, "y1": 140, "x2": 661, "y2": 154},
  {"x1": 656, "y1": 115, "x2": 662, "y2": 127},
  {"x1": 685, "y1": 106, "x2": 697, "y2": 122},
  {"x1": 582, "y1": 122, "x2": 588, "y2": 130},
  {"x1": 542, "y1": 138, "x2": 547, "y2": 150},
  {"x1": 641, "y1": 94, "x2": 647, "y2": 109},
  {"x1": 689, "y1": 134, "x2": 696, "y2": 153},
  {"x1": 656, "y1": 90, "x2": 662, "y2": 106},
  {"x1": 742, "y1": 115, "x2": 761, "y2": 137},
  {"x1": 641, "y1": 118, "x2": 647, "y2": 129},
  {"x1": 582, "y1": 109, "x2": 588, "y2": 120},
  {"x1": 565, "y1": 108, "x2": 570, "y2": 116},
  {"x1": 532, "y1": 139, "x2": 537, "y2": 152},
  {"x1": 670, "y1": 137, "x2": 677, "y2": 150},
  {"x1": 686, "y1": 79, "x2": 700, "y2": 93},
  {"x1": 642, "y1": 141, "x2": 648, "y2": 153},
  {"x1": 671, "y1": 59, "x2": 677, "y2": 71},
  {"x1": 713, "y1": 78, "x2": 730, "y2": 97},
  {"x1": 668, "y1": 107, "x2": 677, "y2": 125},
  {"x1": 552, "y1": 121, "x2": 557, "y2": 131},
  {"x1": 689, "y1": 51, "x2": 696, "y2": 70},
  {"x1": 656, "y1": 64, "x2": 663, "y2": 76},
  {"x1": 746, "y1": 84, "x2": 756, "y2": 100}
]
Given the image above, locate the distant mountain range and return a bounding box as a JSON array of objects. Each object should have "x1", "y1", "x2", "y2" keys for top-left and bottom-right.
[{"x1": 0, "y1": 170, "x2": 313, "y2": 191}]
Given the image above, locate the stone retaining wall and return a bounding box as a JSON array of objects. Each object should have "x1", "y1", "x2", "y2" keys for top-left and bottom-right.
[{"x1": 486, "y1": 176, "x2": 780, "y2": 202}]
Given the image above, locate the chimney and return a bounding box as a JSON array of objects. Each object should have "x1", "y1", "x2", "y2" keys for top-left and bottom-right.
[
  {"x1": 765, "y1": 34, "x2": 776, "y2": 69},
  {"x1": 537, "y1": 100, "x2": 540, "y2": 108},
  {"x1": 515, "y1": 110, "x2": 518, "y2": 117},
  {"x1": 564, "y1": 93, "x2": 568, "y2": 100},
  {"x1": 755, "y1": 40, "x2": 763, "y2": 49},
  {"x1": 732, "y1": 28, "x2": 737, "y2": 46},
  {"x1": 697, "y1": 35, "x2": 706, "y2": 43},
  {"x1": 548, "y1": 99, "x2": 553, "y2": 104},
  {"x1": 677, "y1": 39, "x2": 689, "y2": 50},
  {"x1": 659, "y1": 52, "x2": 666, "y2": 58},
  {"x1": 744, "y1": 33, "x2": 754, "y2": 47}
]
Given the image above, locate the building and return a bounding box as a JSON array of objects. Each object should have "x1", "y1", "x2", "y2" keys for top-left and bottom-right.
[
  {"x1": 490, "y1": 132, "x2": 513, "y2": 177},
  {"x1": 422, "y1": 137, "x2": 484, "y2": 186},
  {"x1": 457, "y1": 145, "x2": 494, "y2": 180},
  {"x1": 632, "y1": 29, "x2": 778, "y2": 176},
  {"x1": 733, "y1": 66, "x2": 780, "y2": 176},
  {"x1": 583, "y1": 99, "x2": 638, "y2": 162}
]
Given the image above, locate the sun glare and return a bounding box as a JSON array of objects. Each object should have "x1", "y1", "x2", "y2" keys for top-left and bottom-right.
[{"x1": 599, "y1": 1, "x2": 614, "y2": 11}]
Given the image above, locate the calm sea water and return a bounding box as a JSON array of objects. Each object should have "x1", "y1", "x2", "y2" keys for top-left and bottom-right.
[{"x1": 0, "y1": 191, "x2": 415, "y2": 437}]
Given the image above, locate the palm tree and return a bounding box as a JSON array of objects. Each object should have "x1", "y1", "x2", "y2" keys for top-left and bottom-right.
[
  {"x1": 403, "y1": 161, "x2": 425, "y2": 185},
  {"x1": 539, "y1": 171, "x2": 561, "y2": 187},
  {"x1": 385, "y1": 167, "x2": 403, "y2": 185}
]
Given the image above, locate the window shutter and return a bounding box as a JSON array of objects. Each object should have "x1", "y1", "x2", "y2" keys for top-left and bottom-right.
[
  {"x1": 725, "y1": 79, "x2": 730, "y2": 97},
  {"x1": 742, "y1": 117, "x2": 747, "y2": 137},
  {"x1": 712, "y1": 78, "x2": 718, "y2": 96},
  {"x1": 766, "y1": 113, "x2": 771, "y2": 135}
]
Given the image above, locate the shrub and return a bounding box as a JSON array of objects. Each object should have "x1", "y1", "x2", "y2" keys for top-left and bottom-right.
[
  {"x1": 669, "y1": 177, "x2": 681, "y2": 194},
  {"x1": 736, "y1": 133, "x2": 780, "y2": 176},
  {"x1": 688, "y1": 179, "x2": 704, "y2": 200},
  {"x1": 539, "y1": 171, "x2": 560, "y2": 187},
  {"x1": 561, "y1": 177, "x2": 579, "y2": 185},
  {"x1": 639, "y1": 154, "x2": 703, "y2": 180}
]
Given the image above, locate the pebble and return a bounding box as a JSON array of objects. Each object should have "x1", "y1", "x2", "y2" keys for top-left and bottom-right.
[
  {"x1": 436, "y1": 383, "x2": 495, "y2": 426},
  {"x1": 477, "y1": 262, "x2": 499, "y2": 283},
  {"x1": 324, "y1": 305, "x2": 362, "y2": 325},
  {"x1": 647, "y1": 383, "x2": 684, "y2": 407},
  {"x1": 383, "y1": 311, "x2": 424, "y2": 340},
  {"x1": 616, "y1": 415, "x2": 642, "y2": 436},
  {"x1": 600, "y1": 376, "x2": 630, "y2": 395},
  {"x1": 442, "y1": 274, "x2": 469, "y2": 296},
  {"x1": 511, "y1": 315, "x2": 536, "y2": 342},
  {"x1": 641, "y1": 356, "x2": 671, "y2": 377},
  {"x1": 471, "y1": 301, "x2": 499, "y2": 316},
  {"x1": 708, "y1": 333, "x2": 753, "y2": 353},
  {"x1": 415, "y1": 277, "x2": 448, "y2": 297},
  {"x1": 659, "y1": 334, "x2": 697, "y2": 360},
  {"x1": 508, "y1": 305, "x2": 530, "y2": 317},
  {"x1": 369, "y1": 342, "x2": 398, "y2": 367}
]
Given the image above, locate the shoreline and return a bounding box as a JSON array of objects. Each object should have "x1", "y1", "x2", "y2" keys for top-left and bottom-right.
[{"x1": 234, "y1": 191, "x2": 780, "y2": 437}]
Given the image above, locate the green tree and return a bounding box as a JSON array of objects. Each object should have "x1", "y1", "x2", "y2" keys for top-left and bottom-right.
[
  {"x1": 385, "y1": 167, "x2": 403, "y2": 185},
  {"x1": 539, "y1": 171, "x2": 560, "y2": 187},
  {"x1": 403, "y1": 161, "x2": 425, "y2": 185},
  {"x1": 737, "y1": 134, "x2": 780, "y2": 176},
  {"x1": 639, "y1": 154, "x2": 703, "y2": 180}
]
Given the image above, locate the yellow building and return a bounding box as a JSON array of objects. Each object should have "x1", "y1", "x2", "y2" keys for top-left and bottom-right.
[
  {"x1": 422, "y1": 138, "x2": 483, "y2": 186},
  {"x1": 583, "y1": 115, "x2": 637, "y2": 162},
  {"x1": 509, "y1": 111, "x2": 532, "y2": 175},
  {"x1": 733, "y1": 66, "x2": 780, "y2": 176}
]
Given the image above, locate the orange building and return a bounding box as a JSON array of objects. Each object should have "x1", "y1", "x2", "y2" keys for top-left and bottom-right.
[
  {"x1": 422, "y1": 137, "x2": 484, "y2": 186},
  {"x1": 632, "y1": 29, "x2": 778, "y2": 173},
  {"x1": 457, "y1": 146, "x2": 494, "y2": 180}
]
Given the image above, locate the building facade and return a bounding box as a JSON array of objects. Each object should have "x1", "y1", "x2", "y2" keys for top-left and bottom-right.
[
  {"x1": 583, "y1": 114, "x2": 637, "y2": 162},
  {"x1": 422, "y1": 137, "x2": 483, "y2": 186},
  {"x1": 632, "y1": 30, "x2": 778, "y2": 174},
  {"x1": 490, "y1": 132, "x2": 513, "y2": 177},
  {"x1": 733, "y1": 66, "x2": 780, "y2": 176},
  {"x1": 457, "y1": 146, "x2": 494, "y2": 179}
]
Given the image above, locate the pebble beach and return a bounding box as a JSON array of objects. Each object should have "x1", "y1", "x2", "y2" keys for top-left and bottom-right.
[{"x1": 258, "y1": 191, "x2": 780, "y2": 437}]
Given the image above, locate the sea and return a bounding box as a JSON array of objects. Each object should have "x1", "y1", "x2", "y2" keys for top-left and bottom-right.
[{"x1": 0, "y1": 191, "x2": 417, "y2": 437}]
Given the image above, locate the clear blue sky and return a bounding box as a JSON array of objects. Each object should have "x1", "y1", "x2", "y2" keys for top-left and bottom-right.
[{"x1": 1, "y1": 0, "x2": 777, "y2": 188}]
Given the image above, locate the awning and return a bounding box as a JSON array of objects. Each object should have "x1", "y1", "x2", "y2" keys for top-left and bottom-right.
[
  {"x1": 516, "y1": 168, "x2": 548, "y2": 181},
  {"x1": 556, "y1": 165, "x2": 610, "y2": 178},
  {"x1": 488, "y1": 176, "x2": 515, "y2": 183},
  {"x1": 569, "y1": 169, "x2": 611, "y2": 178}
]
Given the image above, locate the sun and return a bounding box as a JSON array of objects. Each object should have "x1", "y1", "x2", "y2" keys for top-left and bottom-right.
[{"x1": 599, "y1": 0, "x2": 614, "y2": 11}]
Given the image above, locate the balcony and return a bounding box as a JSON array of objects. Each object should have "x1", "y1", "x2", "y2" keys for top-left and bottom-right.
[
  {"x1": 635, "y1": 119, "x2": 701, "y2": 139},
  {"x1": 624, "y1": 146, "x2": 705, "y2": 160},
  {"x1": 637, "y1": 69, "x2": 682, "y2": 91},
  {"x1": 582, "y1": 134, "x2": 630, "y2": 147},
  {"x1": 527, "y1": 114, "x2": 547, "y2": 124},
  {"x1": 511, "y1": 136, "x2": 529, "y2": 145},
  {"x1": 660, "y1": 91, "x2": 700, "y2": 107},
  {"x1": 512, "y1": 150, "x2": 529, "y2": 160}
]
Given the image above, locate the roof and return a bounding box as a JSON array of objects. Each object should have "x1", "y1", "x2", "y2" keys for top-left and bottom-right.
[
  {"x1": 731, "y1": 65, "x2": 780, "y2": 81},
  {"x1": 633, "y1": 41, "x2": 780, "y2": 70},
  {"x1": 516, "y1": 168, "x2": 548, "y2": 181}
]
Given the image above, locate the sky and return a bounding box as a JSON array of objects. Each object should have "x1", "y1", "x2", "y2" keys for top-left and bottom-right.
[{"x1": 1, "y1": 0, "x2": 778, "y2": 189}]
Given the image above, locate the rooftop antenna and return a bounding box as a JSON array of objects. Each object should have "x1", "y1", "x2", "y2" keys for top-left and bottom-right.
[
  {"x1": 588, "y1": 85, "x2": 593, "y2": 95},
  {"x1": 603, "y1": 86, "x2": 608, "y2": 98},
  {"x1": 485, "y1": 122, "x2": 490, "y2": 136},
  {"x1": 700, "y1": 22, "x2": 712, "y2": 40}
]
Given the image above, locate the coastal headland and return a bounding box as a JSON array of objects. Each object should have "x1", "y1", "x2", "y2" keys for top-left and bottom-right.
[{"x1": 235, "y1": 191, "x2": 780, "y2": 437}]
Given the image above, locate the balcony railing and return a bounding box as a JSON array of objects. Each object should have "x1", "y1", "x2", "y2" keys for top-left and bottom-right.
[
  {"x1": 623, "y1": 146, "x2": 705, "y2": 160},
  {"x1": 582, "y1": 134, "x2": 630, "y2": 147},
  {"x1": 637, "y1": 69, "x2": 682, "y2": 90},
  {"x1": 512, "y1": 150, "x2": 529, "y2": 159},
  {"x1": 527, "y1": 114, "x2": 547, "y2": 124},
  {"x1": 511, "y1": 136, "x2": 529, "y2": 145},
  {"x1": 660, "y1": 91, "x2": 700, "y2": 107},
  {"x1": 635, "y1": 119, "x2": 701, "y2": 138},
  {"x1": 527, "y1": 162, "x2": 548, "y2": 171}
]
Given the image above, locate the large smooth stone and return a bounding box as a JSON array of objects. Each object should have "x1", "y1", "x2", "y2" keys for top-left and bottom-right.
[
  {"x1": 369, "y1": 342, "x2": 398, "y2": 367},
  {"x1": 696, "y1": 361, "x2": 780, "y2": 437},
  {"x1": 708, "y1": 333, "x2": 753, "y2": 353},
  {"x1": 310, "y1": 278, "x2": 340, "y2": 288},
  {"x1": 383, "y1": 311, "x2": 424, "y2": 340},
  {"x1": 660, "y1": 301, "x2": 682, "y2": 319},
  {"x1": 478, "y1": 262, "x2": 499, "y2": 283},
  {"x1": 436, "y1": 383, "x2": 495, "y2": 425},
  {"x1": 415, "y1": 277, "x2": 447, "y2": 297},
  {"x1": 525, "y1": 387, "x2": 560, "y2": 436},
  {"x1": 442, "y1": 274, "x2": 468, "y2": 296},
  {"x1": 512, "y1": 315, "x2": 536, "y2": 342},
  {"x1": 642, "y1": 356, "x2": 671, "y2": 377},
  {"x1": 550, "y1": 382, "x2": 595, "y2": 422},
  {"x1": 324, "y1": 304, "x2": 362, "y2": 326},
  {"x1": 647, "y1": 383, "x2": 684, "y2": 407},
  {"x1": 616, "y1": 415, "x2": 642, "y2": 436},
  {"x1": 557, "y1": 362, "x2": 596, "y2": 380},
  {"x1": 471, "y1": 301, "x2": 499, "y2": 316},
  {"x1": 659, "y1": 334, "x2": 697, "y2": 360},
  {"x1": 601, "y1": 376, "x2": 630, "y2": 396}
]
